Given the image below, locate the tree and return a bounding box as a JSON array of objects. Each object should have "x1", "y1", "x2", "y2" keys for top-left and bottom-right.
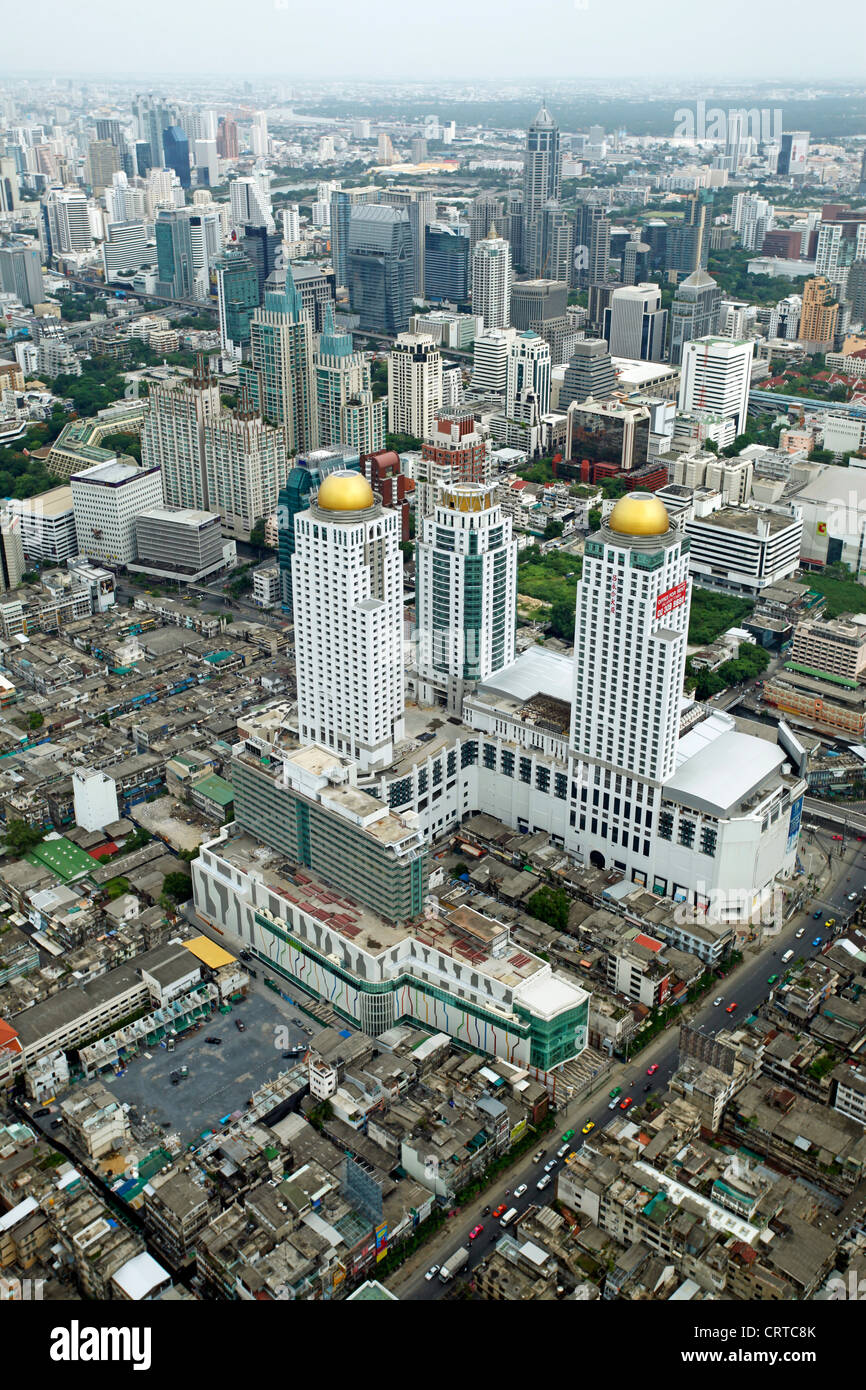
[
  {"x1": 3, "y1": 819, "x2": 44, "y2": 856},
  {"x1": 548, "y1": 600, "x2": 576, "y2": 641},
  {"x1": 386, "y1": 432, "x2": 423, "y2": 452},
  {"x1": 104, "y1": 876, "x2": 131, "y2": 900},
  {"x1": 527, "y1": 884, "x2": 570, "y2": 932},
  {"x1": 249, "y1": 517, "x2": 268, "y2": 548},
  {"x1": 162, "y1": 871, "x2": 192, "y2": 903},
  {"x1": 100, "y1": 431, "x2": 142, "y2": 463},
  {"x1": 588, "y1": 508, "x2": 602, "y2": 531},
  {"x1": 27, "y1": 711, "x2": 44, "y2": 730},
  {"x1": 544, "y1": 518, "x2": 564, "y2": 540}
]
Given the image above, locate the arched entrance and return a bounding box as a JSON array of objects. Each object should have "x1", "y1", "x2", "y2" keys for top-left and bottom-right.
[{"x1": 589, "y1": 850, "x2": 605, "y2": 870}]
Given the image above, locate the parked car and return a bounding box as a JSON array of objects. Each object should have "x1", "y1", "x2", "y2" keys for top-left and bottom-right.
[
  {"x1": 425, "y1": 1265, "x2": 440, "y2": 1281},
  {"x1": 608, "y1": 1097, "x2": 620, "y2": 1110},
  {"x1": 205, "y1": 1036, "x2": 222, "y2": 1045},
  {"x1": 532, "y1": 1150, "x2": 544, "y2": 1164},
  {"x1": 768, "y1": 974, "x2": 779, "y2": 985},
  {"x1": 557, "y1": 1143, "x2": 571, "y2": 1158},
  {"x1": 34, "y1": 1107, "x2": 51, "y2": 1117},
  {"x1": 50, "y1": 1118, "x2": 62, "y2": 1129},
  {"x1": 832, "y1": 834, "x2": 843, "y2": 841}
]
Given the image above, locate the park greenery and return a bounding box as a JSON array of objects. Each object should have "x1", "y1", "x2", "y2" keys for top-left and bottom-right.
[
  {"x1": 687, "y1": 589, "x2": 753, "y2": 645},
  {"x1": 805, "y1": 562, "x2": 866, "y2": 619},
  {"x1": 2, "y1": 819, "x2": 44, "y2": 856},
  {"x1": 708, "y1": 246, "x2": 807, "y2": 307},
  {"x1": 517, "y1": 546, "x2": 581, "y2": 612},
  {"x1": 527, "y1": 884, "x2": 570, "y2": 932},
  {"x1": 686, "y1": 640, "x2": 770, "y2": 699}
]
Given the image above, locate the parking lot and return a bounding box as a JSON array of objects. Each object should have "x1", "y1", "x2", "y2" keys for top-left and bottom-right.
[{"x1": 105, "y1": 988, "x2": 311, "y2": 1142}]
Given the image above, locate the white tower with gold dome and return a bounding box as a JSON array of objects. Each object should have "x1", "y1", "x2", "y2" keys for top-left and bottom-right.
[
  {"x1": 292, "y1": 469, "x2": 405, "y2": 772},
  {"x1": 567, "y1": 491, "x2": 691, "y2": 877}
]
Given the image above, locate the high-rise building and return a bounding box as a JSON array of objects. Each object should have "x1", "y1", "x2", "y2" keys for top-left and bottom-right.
[
  {"x1": 565, "y1": 398, "x2": 651, "y2": 476},
  {"x1": 799, "y1": 276, "x2": 839, "y2": 351},
  {"x1": 86, "y1": 139, "x2": 120, "y2": 194},
  {"x1": 510, "y1": 279, "x2": 568, "y2": 331},
  {"x1": 229, "y1": 174, "x2": 272, "y2": 232},
  {"x1": 0, "y1": 244, "x2": 44, "y2": 307},
  {"x1": 417, "y1": 410, "x2": 492, "y2": 521},
  {"x1": 292, "y1": 471, "x2": 404, "y2": 772},
  {"x1": 193, "y1": 138, "x2": 219, "y2": 188},
  {"x1": 315, "y1": 305, "x2": 386, "y2": 454},
  {"x1": 101, "y1": 221, "x2": 149, "y2": 283},
  {"x1": 330, "y1": 187, "x2": 376, "y2": 288},
  {"x1": 204, "y1": 406, "x2": 291, "y2": 541},
  {"x1": 141, "y1": 366, "x2": 222, "y2": 512},
  {"x1": 768, "y1": 294, "x2": 802, "y2": 341},
  {"x1": 558, "y1": 339, "x2": 616, "y2": 409},
  {"x1": 670, "y1": 269, "x2": 722, "y2": 365},
  {"x1": 506, "y1": 331, "x2": 551, "y2": 423},
  {"x1": 678, "y1": 336, "x2": 754, "y2": 443},
  {"x1": 778, "y1": 131, "x2": 809, "y2": 178},
  {"x1": 0, "y1": 516, "x2": 25, "y2": 594},
  {"x1": 70, "y1": 460, "x2": 164, "y2": 567},
  {"x1": 282, "y1": 203, "x2": 300, "y2": 245},
  {"x1": 276, "y1": 449, "x2": 362, "y2": 613},
  {"x1": 388, "y1": 333, "x2": 442, "y2": 441},
  {"x1": 574, "y1": 202, "x2": 610, "y2": 290},
  {"x1": 566, "y1": 494, "x2": 690, "y2": 877},
  {"x1": 603, "y1": 283, "x2": 668, "y2": 362},
  {"x1": 424, "y1": 224, "x2": 469, "y2": 302},
  {"x1": 469, "y1": 194, "x2": 503, "y2": 251},
  {"x1": 622, "y1": 238, "x2": 651, "y2": 286},
  {"x1": 732, "y1": 192, "x2": 774, "y2": 252},
  {"x1": 154, "y1": 206, "x2": 194, "y2": 299},
  {"x1": 416, "y1": 482, "x2": 518, "y2": 710},
  {"x1": 347, "y1": 204, "x2": 413, "y2": 335},
  {"x1": 523, "y1": 105, "x2": 561, "y2": 278},
  {"x1": 0, "y1": 157, "x2": 20, "y2": 214},
  {"x1": 42, "y1": 188, "x2": 91, "y2": 260},
  {"x1": 470, "y1": 326, "x2": 516, "y2": 396},
  {"x1": 215, "y1": 246, "x2": 259, "y2": 361},
  {"x1": 161, "y1": 126, "x2": 190, "y2": 189},
  {"x1": 240, "y1": 268, "x2": 318, "y2": 455},
  {"x1": 216, "y1": 115, "x2": 239, "y2": 160},
  {"x1": 133, "y1": 94, "x2": 173, "y2": 170},
  {"x1": 239, "y1": 224, "x2": 281, "y2": 298},
  {"x1": 472, "y1": 227, "x2": 511, "y2": 330},
  {"x1": 526, "y1": 201, "x2": 574, "y2": 285},
  {"x1": 725, "y1": 110, "x2": 745, "y2": 175}
]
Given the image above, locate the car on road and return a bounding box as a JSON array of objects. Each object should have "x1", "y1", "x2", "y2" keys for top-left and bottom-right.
[
  {"x1": 713, "y1": 996, "x2": 724, "y2": 1007},
  {"x1": 812, "y1": 911, "x2": 822, "y2": 920},
  {"x1": 725, "y1": 1002, "x2": 737, "y2": 1014},
  {"x1": 795, "y1": 928, "x2": 805, "y2": 939},
  {"x1": 849, "y1": 892, "x2": 859, "y2": 902},
  {"x1": 581, "y1": 1120, "x2": 595, "y2": 1135},
  {"x1": 50, "y1": 1118, "x2": 62, "y2": 1129},
  {"x1": 608, "y1": 1086, "x2": 621, "y2": 1100},
  {"x1": 832, "y1": 834, "x2": 843, "y2": 841},
  {"x1": 812, "y1": 936, "x2": 823, "y2": 947},
  {"x1": 647, "y1": 1063, "x2": 659, "y2": 1075},
  {"x1": 492, "y1": 1204, "x2": 507, "y2": 1219},
  {"x1": 205, "y1": 1036, "x2": 222, "y2": 1045},
  {"x1": 620, "y1": 1096, "x2": 633, "y2": 1111},
  {"x1": 513, "y1": 1185, "x2": 527, "y2": 1199},
  {"x1": 532, "y1": 1150, "x2": 544, "y2": 1164},
  {"x1": 562, "y1": 1129, "x2": 575, "y2": 1141},
  {"x1": 292, "y1": 1017, "x2": 304, "y2": 1027},
  {"x1": 557, "y1": 1143, "x2": 571, "y2": 1158},
  {"x1": 608, "y1": 1096, "x2": 620, "y2": 1109},
  {"x1": 768, "y1": 974, "x2": 779, "y2": 985},
  {"x1": 234, "y1": 1019, "x2": 246, "y2": 1032},
  {"x1": 544, "y1": 1159, "x2": 557, "y2": 1173},
  {"x1": 826, "y1": 918, "x2": 835, "y2": 928},
  {"x1": 536, "y1": 1174, "x2": 552, "y2": 1191},
  {"x1": 469, "y1": 1224, "x2": 484, "y2": 1240},
  {"x1": 425, "y1": 1266, "x2": 440, "y2": 1281}
]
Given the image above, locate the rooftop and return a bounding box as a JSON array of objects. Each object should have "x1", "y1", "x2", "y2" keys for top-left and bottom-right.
[{"x1": 666, "y1": 714, "x2": 787, "y2": 817}]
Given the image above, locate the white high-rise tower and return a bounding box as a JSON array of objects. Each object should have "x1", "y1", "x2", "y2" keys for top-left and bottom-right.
[
  {"x1": 566, "y1": 493, "x2": 690, "y2": 877},
  {"x1": 416, "y1": 482, "x2": 517, "y2": 711},
  {"x1": 292, "y1": 471, "x2": 405, "y2": 772},
  {"x1": 472, "y1": 226, "x2": 511, "y2": 330}
]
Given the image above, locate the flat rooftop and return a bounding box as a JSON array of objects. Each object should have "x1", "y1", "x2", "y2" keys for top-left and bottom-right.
[
  {"x1": 666, "y1": 714, "x2": 787, "y2": 817},
  {"x1": 688, "y1": 507, "x2": 799, "y2": 536}
]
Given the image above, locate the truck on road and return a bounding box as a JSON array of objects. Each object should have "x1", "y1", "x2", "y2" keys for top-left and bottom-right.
[{"x1": 439, "y1": 1247, "x2": 470, "y2": 1282}]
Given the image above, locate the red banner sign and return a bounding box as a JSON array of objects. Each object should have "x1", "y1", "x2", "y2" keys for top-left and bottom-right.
[{"x1": 655, "y1": 579, "x2": 688, "y2": 619}]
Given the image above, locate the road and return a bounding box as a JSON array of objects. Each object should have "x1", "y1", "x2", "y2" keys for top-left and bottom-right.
[{"x1": 395, "y1": 830, "x2": 865, "y2": 1301}]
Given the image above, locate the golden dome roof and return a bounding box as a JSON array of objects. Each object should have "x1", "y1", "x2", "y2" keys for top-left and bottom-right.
[
  {"x1": 607, "y1": 492, "x2": 670, "y2": 537},
  {"x1": 316, "y1": 470, "x2": 375, "y2": 512}
]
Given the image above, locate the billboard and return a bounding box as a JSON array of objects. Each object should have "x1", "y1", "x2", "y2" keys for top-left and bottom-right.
[
  {"x1": 786, "y1": 794, "x2": 804, "y2": 855},
  {"x1": 655, "y1": 580, "x2": 688, "y2": 619}
]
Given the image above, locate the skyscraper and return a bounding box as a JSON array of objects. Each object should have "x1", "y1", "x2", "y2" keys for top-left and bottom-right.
[
  {"x1": 470, "y1": 327, "x2": 516, "y2": 397},
  {"x1": 240, "y1": 268, "x2": 318, "y2": 455},
  {"x1": 330, "y1": 187, "x2": 376, "y2": 289},
  {"x1": 162, "y1": 126, "x2": 190, "y2": 189},
  {"x1": 239, "y1": 224, "x2": 281, "y2": 298},
  {"x1": 469, "y1": 194, "x2": 503, "y2": 251},
  {"x1": 292, "y1": 471, "x2": 405, "y2": 772},
  {"x1": 216, "y1": 246, "x2": 260, "y2": 361},
  {"x1": 506, "y1": 331, "x2": 551, "y2": 422},
  {"x1": 799, "y1": 276, "x2": 839, "y2": 351},
  {"x1": 204, "y1": 405, "x2": 291, "y2": 540},
  {"x1": 670, "y1": 216, "x2": 721, "y2": 366},
  {"x1": 155, "y1": 207, "x2": 194, "y2": 299},
  {"x1": 558, "y1": 339, "x2": 616, "y2": 409},
  {"x1": 622, "y1": 238, "x2": 651, "y2": 286},
  {"x1": 424, "y1": 225, "x2": 469, "y2": 302},
  {"x1": 86, "y1": 139, "x2": 120, "y2": 195},
  {"x1": 566, "y1": 494, "x2": 690, "y2": 877},
  {"x1": 0, "y1": 244, "x2": 44, "y2": 307},
  {"x1": 416, "y1": 482, "x2": 518, "y2": 711},
  {"x1": 523, "y1": 104, "x2": 561, "y2": 278},
  {"x1": 42, "y1": 188, "x2": 91, "y2": 260},
  {"x1": 603, "y1": 284, "x2": 668, "y2": 362},
  {"x1": 216, "y1": 115, "x2": 239, "y2": 160},
  {"x1": 778, "y1": 131, "x2": 809, "y2": 178},
  {"x1": 388, "y1": 333, "x2": 442, "y2": 441},
  {"x1": 732, "y1": 192, "x2": 774, "y2": 252},
  {"x1": 574, "y1": 202, "x2": 610, "y2": 290},
  {"x1": 347, "y1": 204, "x2": 413, "y2": 335},
  {"x1": 472, "y1": 227, "x2": 511, "y2": 330},
  {"x1": 678, "y1": 336, "x2": 754, "y2": 443},
  {"x1": 230, "y1": 174, "x2": 273, "y2": 232},
  {"x1": 315, "y1": 305, "x2": 386, "y2": 453},
  {"x1": 141, "y1": 365, "x2": 222, "y2": 511}
]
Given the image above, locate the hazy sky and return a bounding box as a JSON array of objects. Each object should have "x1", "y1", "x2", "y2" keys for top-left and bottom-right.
[{"x1": 3, "y1": 0, "x2": 865, "y2": 82}]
